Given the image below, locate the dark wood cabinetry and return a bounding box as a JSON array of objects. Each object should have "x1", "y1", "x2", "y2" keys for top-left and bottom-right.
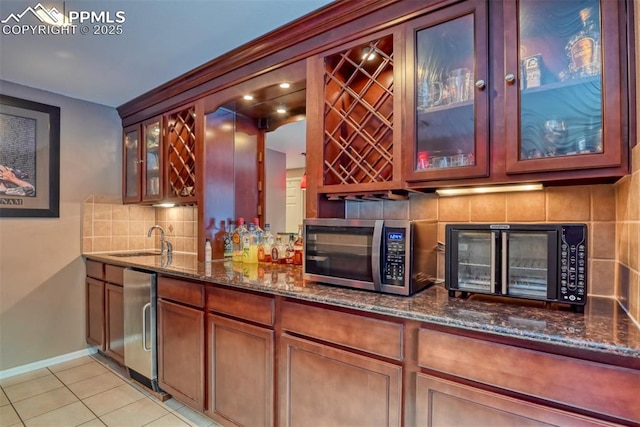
[
  {"x1": 279, "y1": 334, "x2": 402, "y2": 426},
  {"x1": 85, "y1": 260, "x2": 124, "y2": 362},
  {"x1": 206, "y1": 314, "x2": 274, "y2": 426},
  {"x1": 86, "y1": 277, "x2": 104, "y2": 348},
  {"x1": 415, "y1": 374, "x2": 615, "y2": 427},
  {"x1": 405, "y1": 0, "x2": 631, "y2": 189},
  {"x1": 157, "y1": 277, "x2": 205, "y2": 412},
  {"x1": 417, "y1": 327, "x2": 640, "y2": 425},
  {"x1": 122, "y1": 104, "x2": 199, "y2": 205},
  {"x1": 310, "y1": 29, "x2": 404, "y2": 196},
  {"x1": 205, "y1": 286, "x2": 275, "y2": 426}
]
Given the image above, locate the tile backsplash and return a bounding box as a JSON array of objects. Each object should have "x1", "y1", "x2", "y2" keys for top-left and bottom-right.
[
  {"x1": 82, "y1": 195, "x2": 197, "y2": 254},
  {"x1": 347, "y1": 184, "x2": 620, "y2": 302}
]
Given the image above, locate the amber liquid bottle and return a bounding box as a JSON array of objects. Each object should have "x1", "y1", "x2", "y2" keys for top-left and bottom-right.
[{"x1": 293, "y1": 225, "x2": 304, "y2": 265}]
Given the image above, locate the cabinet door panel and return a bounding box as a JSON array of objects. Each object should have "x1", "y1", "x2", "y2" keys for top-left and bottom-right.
[
  {"x1": 104, "y1": 283, "x2": 124, "y2": 364},
  {"x1": 416, "y1": 374, "x2": 617, "y2": 427},
  {"x1": 279, "y1": 334, "x2": 402, "y2": 427},
  {"x1": 123, "y1": 125, "x2": 141, "y2": 203},
  {"x1": 207, "y1": 314, "x2": 274, "y2": 426},
  {"x1": 405, "y1": 0, "x2": 489, "y2": 182},
  {"x1": 504, "y1": 0, "x2": 624, "y2": 174},
  {"x1": 142, "y1": 117, "x2": 162, "y2": 202},
  {"x1": 86, "y1": 278, "x2": 104, "y2": 348},
  {"x1": 157, "y1": 299, "x2": 205, "y2": 411}
]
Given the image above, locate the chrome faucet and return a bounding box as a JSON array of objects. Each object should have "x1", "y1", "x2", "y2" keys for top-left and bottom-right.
[{"x1": 147, "y1": 225, "x2": 173, "y2": 255}]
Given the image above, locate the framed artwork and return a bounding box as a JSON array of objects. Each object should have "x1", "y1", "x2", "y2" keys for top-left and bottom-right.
[{"x1": 0, "y1": 94, "x2": 60, "y2": 218}]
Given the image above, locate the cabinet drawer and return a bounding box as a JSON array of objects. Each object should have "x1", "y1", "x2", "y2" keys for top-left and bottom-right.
[
  {"x1": 206, "y1": 286, "x2": 274, "y2": 327},
  {"x1": 418, "y1": 328, "x2": 640, "y2": 424},
  {"x1": 281, "y1": 301, "x2": 403, "y2": 360},
  {"x1": 86, "y1": 260, "x2": 104, "y2": 280},
  {"x1": 158, "y1": 276, "x2": 204, "y2": 308},
  {"x1": 105, "y1": 264, "x2": 124, "y2": 285}
]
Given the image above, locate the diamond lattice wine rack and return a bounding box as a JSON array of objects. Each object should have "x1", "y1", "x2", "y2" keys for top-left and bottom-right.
[
  {"x1": 322, "y1": 35, "x2": 394, "y2": 188},
  {"x1": 166, "y1": 106, "x2": 197, "y2": 201}
]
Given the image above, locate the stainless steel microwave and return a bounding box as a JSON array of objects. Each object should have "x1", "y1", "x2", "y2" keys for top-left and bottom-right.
[
  {"x1": 303, "y1": 219, "x2": 438, "y2": 296},
  {"x1": 445, "y1": 223, "x2": 587, "y2": 311}
]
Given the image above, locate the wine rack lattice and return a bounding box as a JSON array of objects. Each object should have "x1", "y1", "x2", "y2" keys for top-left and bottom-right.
[
  {"x1": 323, "y1": 35, "x2": 394, "y2": 186},
  {"x1": 167, "y1": 106, "x2": 197, "y2": 199}
]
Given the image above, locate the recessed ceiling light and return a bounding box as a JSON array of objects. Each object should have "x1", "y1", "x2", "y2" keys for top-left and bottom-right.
[
  {"x1": 362, "y1": 47, "x2": 376, "y2": 61},
  {"x1": 243, "y1": 94, "x2": 254, "y2": 100},
  {"x1": 279, "y1": 83, "x2": 291, "y2": 89},
  {"x1": 276, "y1": 105, "x2": 287, "y2": 114}
]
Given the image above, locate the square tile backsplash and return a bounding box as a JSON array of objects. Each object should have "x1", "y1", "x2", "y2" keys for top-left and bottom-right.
[{"x1": 81, "y1": 196, "x2": 197, "y2": 254}]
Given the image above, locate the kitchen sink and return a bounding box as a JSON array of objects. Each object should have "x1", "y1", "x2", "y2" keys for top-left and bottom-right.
[{"x1": 110, "y1": 251, "x2": 163, "y2": 257}]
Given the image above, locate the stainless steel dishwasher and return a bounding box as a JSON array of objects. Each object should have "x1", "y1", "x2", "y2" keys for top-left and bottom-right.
[{"x1": 123, "y1": 268, "x2": 160, "y2": 392}]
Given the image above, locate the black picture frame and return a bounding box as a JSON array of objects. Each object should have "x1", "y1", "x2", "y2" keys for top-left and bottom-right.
[{"x1": 0, "y1": 94, "x2": 60, "y2": 218}]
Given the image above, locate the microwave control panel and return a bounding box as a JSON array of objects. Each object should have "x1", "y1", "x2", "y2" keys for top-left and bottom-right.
[
  {"x1": 559, "y1": 225, "x2": 587, "y2": 304},
  {"x1": 383, "y1": 227, "x2": 406, "y2": 285}
]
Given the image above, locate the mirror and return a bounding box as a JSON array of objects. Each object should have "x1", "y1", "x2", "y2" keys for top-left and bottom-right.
[{"x1": 216, "y1": 79, "x2": 307, "y2": 236}]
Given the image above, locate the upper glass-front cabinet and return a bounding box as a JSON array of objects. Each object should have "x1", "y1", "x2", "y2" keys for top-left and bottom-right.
[
  {"x1": 142, "y1": 118, "x2": 162, "y2": 201},
  {"x1": 505, "y1": 0, "x2": 623, "y2": 174},
  {"x1": 406, "y1": 1, "x2": 489, "y2": 182},
  {"x1": 123, "y1": 126, "x2": 140, "y2": 203}
]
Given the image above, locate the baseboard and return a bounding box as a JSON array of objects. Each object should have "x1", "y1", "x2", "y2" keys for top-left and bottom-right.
[{"x1": 0, "y1": 347, "x2": 98, "y2": 380}]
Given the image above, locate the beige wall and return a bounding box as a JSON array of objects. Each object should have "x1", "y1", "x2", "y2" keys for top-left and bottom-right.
[{"x1": 0, "y1": 81, "x2": 122, "y2": 371}]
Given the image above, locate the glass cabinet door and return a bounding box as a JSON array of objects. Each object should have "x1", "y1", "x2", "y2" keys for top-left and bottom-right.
[
  {"x1": 142, "y1": 119, "x2": 162, "y2": 201},
  {"x1": 407, "y1": 1, "x2": 489, "y2": 181},
  {"x1": 123, "y1": 126, "x2": 140, "y2": 203},
  {"x1": 505, "y1": 0, "x2": 623, "y2": 173}
]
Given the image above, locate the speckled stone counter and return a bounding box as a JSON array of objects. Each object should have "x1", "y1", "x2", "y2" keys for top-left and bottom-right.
[{"x1": 84, "y1": 252, "x2": 640, "y2": 365}]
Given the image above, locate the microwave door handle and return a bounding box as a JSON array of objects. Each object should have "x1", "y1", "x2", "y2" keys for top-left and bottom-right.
[
  {"x1": 501, "y1": 231, "x2": 508, "y2": 295},
  {"x1": 371, "y1": 220, "x2": 384, "y2": 291},
  {"x1": 490, "y1": 231, "x2": 497, "y2": 293}
]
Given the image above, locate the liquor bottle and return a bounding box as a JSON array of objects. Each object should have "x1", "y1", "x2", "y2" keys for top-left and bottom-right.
[
  {"x1": 293, "y1": 224, "x2": 304, "y2": 265},
  {"x1": 285, "y1": 234, "x2": 295, "y2": 264},
  {"x1": 223, "y1": 220, "x2": 234, "y2": 258},
  {"x1": 271, "y1": 236, "x2": 282, "y2": 264},
  {"x1": 252, "y1": 218, "x2": 265, "y2": 261},
  {"x1": 261, "y1": 224, "x2": 275, "y2": 263},
  {"x1": 565, "y1": 6, "x2": 601, "y2": 78},
  {"x1": 204, "y1": 239, "x2": 212, "y2": 263},
  {"x1": 243, "y1": 223, "x2": 259, "y2": 264},
  {"x1": 232, "y1": 218, "x2": 248, "y2": 262}
]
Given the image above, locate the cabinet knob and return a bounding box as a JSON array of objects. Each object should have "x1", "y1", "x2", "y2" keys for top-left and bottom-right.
[
  {"x1": 504, "y1": 73, "x2": 516, "y2": 84},
  {"x1": 475, "y1": 80, "x2": 486, "y2": 89}
]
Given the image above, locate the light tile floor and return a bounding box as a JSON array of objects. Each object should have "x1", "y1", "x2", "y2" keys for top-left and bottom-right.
[{"x1": 0, "y1": 353, "x2": 221, "y2": 427}]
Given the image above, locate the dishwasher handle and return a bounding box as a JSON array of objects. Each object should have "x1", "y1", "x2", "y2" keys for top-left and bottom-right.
[{"x1": 142, "y1": 303, "x2": 151, "y2": 352}]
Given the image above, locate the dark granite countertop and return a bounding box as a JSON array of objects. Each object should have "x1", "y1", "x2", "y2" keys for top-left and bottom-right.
[{"x1": 84, "y1": 252, "x2": 640, "y2": 365}]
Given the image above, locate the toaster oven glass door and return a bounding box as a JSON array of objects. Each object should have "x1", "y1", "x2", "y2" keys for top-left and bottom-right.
[
  {"x1": 454, "y1": 230, "x2": 496, "y2": 294},
  {"x1": 305, "y1": 225, "x2": 376, "y2": 282},
  {"x1": 503, "y1": 231, "x2": 556, "y2": 300}
]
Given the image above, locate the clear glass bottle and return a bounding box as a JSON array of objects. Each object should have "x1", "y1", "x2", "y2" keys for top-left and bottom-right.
[
  {"x1": 565, "y1": 6, "x2": 601, "y2": 78},
  {"x1": 271, "y1": 236, "x2": 282, "y2": 264},
  {"x1": 223, "y1": 220, "x2": 234, "y2": 258},
  {"x1": 232, "y1": 218, "x2": 248, "y2": 262},
  {"x1": 204, "y1": 238, "x2": 212, "y2": 263},
  {"x1": 243, "y1": 223, "x2": 259, "y2": 264},
  {"x1": 261, "y1": 223, "x2": 275, "y2": 263},
  {"x1": 293, "y1": 224, "x2": 304, "y2": 266}
]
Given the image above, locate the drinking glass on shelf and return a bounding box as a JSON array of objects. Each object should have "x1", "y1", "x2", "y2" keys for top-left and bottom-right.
[{"x1": 542, "y1": 119, "x2": 568, "y2": 156}]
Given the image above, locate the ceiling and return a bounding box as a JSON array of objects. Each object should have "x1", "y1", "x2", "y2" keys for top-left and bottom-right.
[{"x1": 0, "y1": 0, "x2": 332, "y2": 168}]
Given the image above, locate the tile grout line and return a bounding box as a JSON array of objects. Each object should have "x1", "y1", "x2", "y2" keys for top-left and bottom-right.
[{"x1": 46, "y1": 367, "x2": 107, "y2": 426}]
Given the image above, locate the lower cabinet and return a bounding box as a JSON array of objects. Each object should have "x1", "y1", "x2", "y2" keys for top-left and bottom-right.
[
  {"x1": 416, "y1": 374, "x2": 615, "y2": 427},
  {"x1": 279, "y1": 334, "x2": 403, "y2": 427},
  {"x1": 206, "y1": 314, "x2": 274, "y2": 426},
  {"x1": 104, "y1": 283, "x2": 125, "y2": 364},
  {"x1": 157, "y1": 298, "x2": 205, "y2": 411},
  {"x1": 86, "y1": 277, "x2": 104, "y2": 348}
]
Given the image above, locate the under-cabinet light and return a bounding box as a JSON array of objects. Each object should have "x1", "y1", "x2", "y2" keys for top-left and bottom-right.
[
  {"x1": 276, "y1": 105, "x2": 287, "y2": 114},
  {"x1": 435, "y1": 183, "x2": 543, "y2": 197},
  {"x1": 243, "y1": 94, "x2": 254, "y2": 100},
  {"x1": 279, "y1": 82, "x2": 291, "y2": 89},
  {"x1": 152, "y1": 203, "x2": 176, "y2": 208}
]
